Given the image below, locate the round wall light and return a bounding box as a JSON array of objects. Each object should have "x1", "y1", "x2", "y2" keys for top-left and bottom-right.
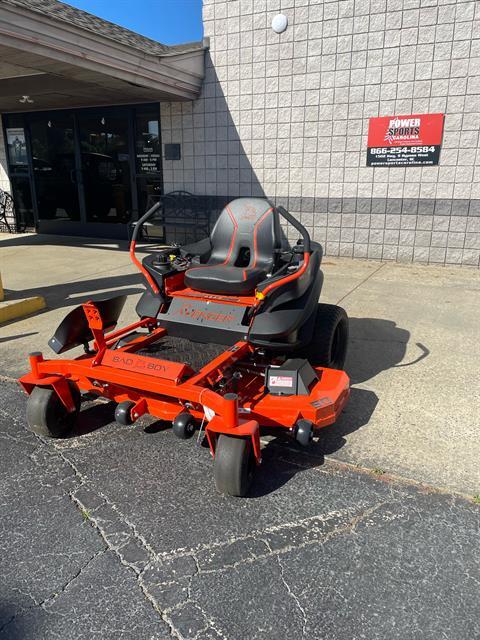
[{"x1": 272, "y1": 14, "x2": 288, "y2": 34}]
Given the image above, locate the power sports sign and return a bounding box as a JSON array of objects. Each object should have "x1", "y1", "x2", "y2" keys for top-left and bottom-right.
[{"x1": 367, "y1": 113, "x2": 444, "y2": 166}]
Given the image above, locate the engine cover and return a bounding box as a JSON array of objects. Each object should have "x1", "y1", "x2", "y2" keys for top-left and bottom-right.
[{"x1": 266, "y1": 358, "x2": 318, "y2": 396}]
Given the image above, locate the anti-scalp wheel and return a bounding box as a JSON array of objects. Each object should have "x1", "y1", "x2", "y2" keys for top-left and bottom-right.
[
  {"x1": 214, "y1": 435, "x2": 255, "y2": 497},
  {"x1": 172, "y1": 412, "x2": 196, "y2": 440},
  {"x1": 26, "y1": 382, "x2": 81, "y2": 438},
  {"x1": 295, "y1": 419, "x2": 314, "y2": 447},
  {"x1": 115, "y1": 401, "x2": 135, "y2": 426}
]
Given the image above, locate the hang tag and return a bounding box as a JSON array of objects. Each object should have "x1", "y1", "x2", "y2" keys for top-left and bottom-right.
[{"x1": 203, "y1": 405, "x2": 215, "y2": 422}]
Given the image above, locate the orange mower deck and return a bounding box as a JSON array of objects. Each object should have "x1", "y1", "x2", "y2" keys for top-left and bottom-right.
[{"x1": 19, "y1": 302, "x2": 350, "y2": 467}]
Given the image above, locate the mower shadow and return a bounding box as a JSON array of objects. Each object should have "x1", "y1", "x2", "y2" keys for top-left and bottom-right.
[
  {"x1": 249, "y1": 316, "x2": 428, "y2": 497},
  {"x1": 346, "y1": 317, "x2": 429, "y2": 384},
  {"x1": 67, "y1": 403, "x2": 173, "y2": 439},
  {"x1": 250, "y1": 386, "x2": 378, "y2": 497},
  {"x1": 67, "y1": 400, "x2": 117, "y2": 438},
  {"x1": 143, "y1": 420, "x2": 172, "y2": 434}
]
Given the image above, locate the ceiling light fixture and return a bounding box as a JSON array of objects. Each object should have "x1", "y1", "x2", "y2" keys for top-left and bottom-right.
[{"x1": 272, "y1": 14, "x2": 288, "y2": 34}]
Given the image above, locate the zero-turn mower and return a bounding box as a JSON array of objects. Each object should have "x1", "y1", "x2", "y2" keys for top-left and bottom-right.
[{"x1": 19, "y1": 198, "x2": 350, "y2": 496}]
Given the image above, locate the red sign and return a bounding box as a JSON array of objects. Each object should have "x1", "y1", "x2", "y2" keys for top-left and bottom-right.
[
  {"x1": 102, "y1": 349, "x2": 188, "y2": 381},
  {"x1": 367, "y1": 113, "x2": 444, "y2": 166}
]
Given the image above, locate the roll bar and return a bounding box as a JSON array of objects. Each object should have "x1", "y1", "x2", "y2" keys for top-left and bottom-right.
[
  {"x1": 255, "y1": 202, "x2": 312, "y2": 302},
  {"x1": 129, "y1": 202, "x2": 162, "y2": 295},
  {"x1": 130, "y1": 201, "x2": 162, "y2": 245},
  {"x1": 275, "y1": 205, "x2": 311, "y2": 253}
]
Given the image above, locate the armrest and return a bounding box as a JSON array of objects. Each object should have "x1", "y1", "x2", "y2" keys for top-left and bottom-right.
[{"x1": 255, "y1": 242, "x2": 322, "y2": 298}]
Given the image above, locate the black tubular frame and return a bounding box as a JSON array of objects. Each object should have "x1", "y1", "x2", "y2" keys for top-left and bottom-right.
[
  {"x1": 275, "y1": 205, "x2": 311, "y2": 253},
  {"x1": 130, "y1": 201, "x2": 162, "y2": 244}
]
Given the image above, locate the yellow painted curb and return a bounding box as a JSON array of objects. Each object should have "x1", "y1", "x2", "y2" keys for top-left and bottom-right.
[{"x1": 0, "y1": 296, "x2": 46, "y2": 324}]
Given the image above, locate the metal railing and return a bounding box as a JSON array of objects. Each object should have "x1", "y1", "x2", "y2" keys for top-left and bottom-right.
[
  {"x1": 0, "y1": 189, "x2": 14, "y2": 233},
  {"x1": 131, "y1": 191, "x2": 211, "y2": 244}
]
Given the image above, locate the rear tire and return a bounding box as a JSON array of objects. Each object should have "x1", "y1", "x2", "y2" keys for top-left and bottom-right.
[
  {"x1": 214, "y1": 435, "x2": 255, "y2": 497},
  {"x1": 26, "y1": 383, "x2": 80, "y2": 438},
  {"x1": 304, "y1": 303, "x2": 349, "y2": 369}
]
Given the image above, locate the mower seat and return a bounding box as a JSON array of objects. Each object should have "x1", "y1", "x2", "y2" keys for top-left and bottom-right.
[
  {"x1": 185, "y1": 265, "x2": 268, "y2": 296},
  {"x1": 184, "y1": 198, "x2": 281, "y2": 296}
]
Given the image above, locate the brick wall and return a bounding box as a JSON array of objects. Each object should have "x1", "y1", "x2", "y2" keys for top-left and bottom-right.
[{"x1": 161, "y1": 0, "x2": 480, "y2": 266}]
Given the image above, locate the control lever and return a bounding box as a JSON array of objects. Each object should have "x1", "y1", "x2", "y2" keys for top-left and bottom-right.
[
  {"x1": 152, "y1": 245, "x2": 180, "y2": 267},
  {"x1": 153, "y1": 252, "x2": 170, "y2": 266}
]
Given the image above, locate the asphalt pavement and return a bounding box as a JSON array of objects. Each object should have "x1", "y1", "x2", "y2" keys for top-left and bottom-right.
[{"x1": 1, "y1": 379, "x2": 479, "y2": 640}]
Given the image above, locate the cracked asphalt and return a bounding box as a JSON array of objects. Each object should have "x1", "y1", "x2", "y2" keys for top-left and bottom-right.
[{"x1": 1, "y1": 379, "x2": 479, "y2": 640}]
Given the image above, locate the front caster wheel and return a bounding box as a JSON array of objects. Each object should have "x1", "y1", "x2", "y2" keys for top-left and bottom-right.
[
  {"x1": 172, "y1": 412, "x2": 196, "y2": 440},
  {"x1": 295, "y1": 419, "x2": 314, "y2": 446},
  {"x1": 115, "y1": 401, "x2": 135, "y2": 426},
  {"x1": 26, "y1": 383, "x2": 81, "y2": 438},
  {"x1": 214, "y1": 435, "x2": 255, "y2": 497}
]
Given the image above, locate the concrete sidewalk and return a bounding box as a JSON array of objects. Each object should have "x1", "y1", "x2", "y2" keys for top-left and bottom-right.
[{"x1": 0, "y1": 232, "x2": 479, "y2": 495}]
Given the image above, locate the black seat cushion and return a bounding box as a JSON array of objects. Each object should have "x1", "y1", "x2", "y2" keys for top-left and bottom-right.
[
  {"x1": 184, "y1": 198, "x2": 281, "y2": 295},
  {"x1": 185, "y1": 265, "x2": 267, "y2": 296}
]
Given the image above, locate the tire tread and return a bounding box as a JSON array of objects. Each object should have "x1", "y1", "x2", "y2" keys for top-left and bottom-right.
[
  {"x1": 305, "y1": 303, "x2": 349, "y2": 368},
  {"x1": 214, "y1": 435, "x2": 254, "y2": 497}
]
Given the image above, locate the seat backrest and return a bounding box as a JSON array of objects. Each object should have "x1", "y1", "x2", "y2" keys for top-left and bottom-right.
[{"x1": 209, "y1": 198, "x2": 281, "y2": 270}]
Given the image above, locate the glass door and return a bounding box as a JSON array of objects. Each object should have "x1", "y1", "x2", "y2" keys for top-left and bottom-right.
[
  {"x1": 29, "y1": 114, "x2": 80, "y2": 222},
  {"x1": 134, "y1": 104, "x2": 162, "y2": 215},
  {"x1": 77, "y1": 110, "x2": 133, "y2": 224}
]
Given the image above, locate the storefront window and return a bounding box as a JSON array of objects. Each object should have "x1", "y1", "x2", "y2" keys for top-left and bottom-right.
[
  {"x1": 135, "y1": 105, "x2": 162, "y2": 215},
  {"x1": 4, "y1": 103, "x2": 161, "y2": 236}
]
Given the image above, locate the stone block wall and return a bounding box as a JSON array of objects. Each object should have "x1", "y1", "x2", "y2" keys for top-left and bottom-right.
[{"x1": 161, "y1": 0, "x2": 480, "y2": 266}]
